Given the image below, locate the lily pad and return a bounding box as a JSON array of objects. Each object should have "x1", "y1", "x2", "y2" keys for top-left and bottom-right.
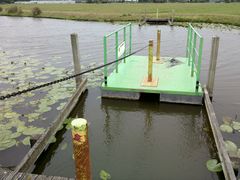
[
  {"x1": 48, "y1": 136, "x2": 56, "y2": 144},
  {"x1": 0, "y1": 139, "x2": 17, "y2": 151},
  {"x1": 224, "y1": 140, "x2": 238, "y2": 153},
  {"x1": 22, "y1": 126, "x2": 45, "y2": 136},
  {"x1": 206, "y1": 159, "x2": 222, "y2": 172},
  {"x1": 22, "y1": 136, "x2": 31, "y2": 146},
  {"x1": 100, "y1": 170, "x2": 111, "y2": 180},
  {"x1": 219, "y1": 124, "x2": 233, "y2": 133},
  {"x1": 232, "y1": 121, "x2": 240, "y2": 131}
]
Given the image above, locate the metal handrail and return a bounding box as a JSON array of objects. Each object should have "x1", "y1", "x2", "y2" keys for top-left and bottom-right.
[
  {"x1": 103, "y1": 23, "x2": 132, "y2": 85},
  {"x1": 186, "y1": 24, "x2": 203, "y2": 90}
]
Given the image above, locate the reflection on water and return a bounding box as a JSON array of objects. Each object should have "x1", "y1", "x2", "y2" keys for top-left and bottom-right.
[{"x1": 33, "y1": 89, "x2": 222, "y2": 180}]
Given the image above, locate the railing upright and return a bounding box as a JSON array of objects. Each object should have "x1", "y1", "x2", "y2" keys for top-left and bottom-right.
[
  {"x1": 104, "y1": 36, "x2": 107, "y2": 85},
  {"x1": 115, "y1": 31, "x2": 119, "y2": 73},
  {"x1": 191, "y1": 32, "x2": 197, "y2": 77}
]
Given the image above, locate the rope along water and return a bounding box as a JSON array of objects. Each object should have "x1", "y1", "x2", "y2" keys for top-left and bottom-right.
[{"x1": 0, "y1": 45, "x2": 147, "y2": 100}]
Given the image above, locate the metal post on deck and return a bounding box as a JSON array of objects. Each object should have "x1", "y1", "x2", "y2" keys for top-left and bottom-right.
[
  {"x1": 115, "y1": 31, "x2": 119, "y2": 73},
  {"x1": 148, "y1": 40, "x2": 153, "y2": 82},
  {"x1": 71, "y1": 118, "x2": 91, "y2": 180},
  {"x1": 129, "y1": 23, "x2": 132, "y2": 54},
  {"x1": 123, "y1": 27, "x2": 126, "y2": 63},
  {"x1": 104, "y1": 36, "x2": 107, "y2": 86},
  {"x1": 71, "y1": 33, "x2": 81, "y2": 87},
  {"x1": 207, "y1": 36, "x2": 219, "y2": 99},
  {"x1": 191, "y1": 32, "x2": 197, "y2": 77},
  {"x1": 156, "y1": 30, "x2": 161, "y2": 61}
]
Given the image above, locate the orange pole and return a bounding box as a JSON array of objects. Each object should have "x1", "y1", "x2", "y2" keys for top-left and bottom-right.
[
  {"x1": 148, "y1": 40, "x2": 153, "y2": 82},
  {"x1": 71, "y1": 118, "x2": 91, "y2": 180}
]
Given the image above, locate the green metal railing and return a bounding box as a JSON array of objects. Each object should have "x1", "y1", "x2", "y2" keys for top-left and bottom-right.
[
  {"x1": 186, "y1": 24, "x2": 203, "y2": 90},
  {"x1": 104, "y1": 23, "x2": 132, "y2": 85}
]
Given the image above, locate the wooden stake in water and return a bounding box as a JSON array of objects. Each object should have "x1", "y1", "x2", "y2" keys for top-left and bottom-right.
[
  {"x1": 71, "y1": 118, "x2": 91, "y2": 180},
  {"x1": 71, "y1": 33, "x2": 81, "y2": 87},
  {"x1": 207, "y1": 36, "x2": 219, "y2": 99},
  {"x1": 156, "y1": 30, "x2": 161, "y2": 61},
  {"x1": 148, "y1": 40, "x2": 153, "y2": 82}
]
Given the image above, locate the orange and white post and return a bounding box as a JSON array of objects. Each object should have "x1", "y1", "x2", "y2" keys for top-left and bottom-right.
[{"x1": 71, "y1": 118, "x2": 91, "y2": 180}]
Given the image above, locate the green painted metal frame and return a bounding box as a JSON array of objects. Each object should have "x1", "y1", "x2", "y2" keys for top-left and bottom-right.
[
  {"x1": 103, "y1": 23, "x2": 132, "y2": 85},
  {"x1": 186, "y1": 24, "x2": 203, "y2": 90}
]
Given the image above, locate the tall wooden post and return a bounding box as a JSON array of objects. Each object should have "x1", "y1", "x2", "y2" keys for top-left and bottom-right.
[
  {"x1": 71, "y1": 33, "x2": 81, "y2": 87},
  {"x1": 148, "y1": 40, "x2": 153, "y2": 82},
  {"x1": 207, "y1": 36, "x2": 219, "y2": 99},
  {"x1": 71, "y1": 118, "x2": 91, "y2": 180},
  {"x1": 156, "y1": 30, "x2": 161, "y2": 61}
]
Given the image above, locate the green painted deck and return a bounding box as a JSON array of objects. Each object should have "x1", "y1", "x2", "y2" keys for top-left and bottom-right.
[{"x1": 101, "y1": 55, "x2": 203, "y2": 97}]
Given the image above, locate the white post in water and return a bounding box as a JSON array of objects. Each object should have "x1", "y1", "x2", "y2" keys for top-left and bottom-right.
[
  {"x1": 207, "y1": 36, "x2": 220, "y2": 99},
  {"x1": 71, "y1": 33, "x2": 81, "y2": 87},
  {"x1": 71, "y1": 118, "x2": 91, "y2": 180}
]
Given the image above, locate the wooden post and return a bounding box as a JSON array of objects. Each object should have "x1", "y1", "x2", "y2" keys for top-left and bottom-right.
[
  {"x1": 148, "y1": 40, "x2": 153, "y2": 82},
  {"x1": 71, "y1": 33, "x2": 81, "y2": 87},
  {"x1": 207, "y1": 36, "x2": 219, "y2": 99},
  {"x1": 71, "y1": 118, "x2": 91, "y2": 180},
  {"x1": 156, "y1": 30, "x2": 161, "y2": 61}
]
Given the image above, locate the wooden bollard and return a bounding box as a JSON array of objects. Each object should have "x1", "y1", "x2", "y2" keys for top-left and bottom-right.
[
  {"x1": 148, "y1": 40, "x2": 153, "y2": 82},
  {"x1": 207, "y1": 36, "x2": 219, "y2": 99},
  {"x1": 71, "y1": 33, "x2": 81, "y2": 88},
  {"x1": 156, "y1": 30, "x2": 161, "y2": 61},
  {"x1": 71, "y1": 118, "x2": 91, "y2": 180}
]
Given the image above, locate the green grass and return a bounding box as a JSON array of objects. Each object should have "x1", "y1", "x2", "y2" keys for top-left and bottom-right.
[{"x1": 0, "y1": 3, "x2": 240, "y2": 26}]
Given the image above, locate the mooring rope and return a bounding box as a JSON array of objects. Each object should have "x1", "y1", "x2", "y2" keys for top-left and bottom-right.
[{"x1": 0, "y1": 45, "x2": 148, "y2": 100}]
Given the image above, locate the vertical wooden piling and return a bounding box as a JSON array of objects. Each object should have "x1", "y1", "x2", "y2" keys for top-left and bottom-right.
[
  {"x1": 156, "y1": 30, "x2": 161, "y2": 61},
  {"x1": 71, "y1": 33, "x2": 81, "y2": 87},
  {"x1": 71, "y1": 118, "x2": 91, "y2": 180},
  {"x1": 148, "y1": 40, "x2": 153, "y2": 82},
  {"x1": 207, "y1": 36, "x2": 219, "y2": 99}
]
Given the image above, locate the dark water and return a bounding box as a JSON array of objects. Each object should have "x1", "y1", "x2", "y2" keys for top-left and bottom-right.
[{"x1": 0, "y1": 16, "x2": 240, "y2": 179}]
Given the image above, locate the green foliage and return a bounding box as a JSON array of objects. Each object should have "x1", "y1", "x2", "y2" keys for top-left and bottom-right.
[
  {"x1": 0, "y1": 7, "x2": 3, "y2": 12},
  {"x1": 7, "y1": 5, "x2": 18, "y2": 14},
  {"x1": 100, "y1": 170, "x2": 111, "y2": 180},
  {"x1": 32, "y1": 7, "x2": 42, "y2": 16},
  {"x1": 206, "y1": 159, "x2": 222, "y2": 172}
]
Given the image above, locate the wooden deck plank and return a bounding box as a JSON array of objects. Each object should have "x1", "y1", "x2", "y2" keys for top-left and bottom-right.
[
  {"x1": 204, "y1": 87, "x2": 236, "y2": 180},
  {"x1": 0, "y1": 167, "x2": 74, "y2": 180},
  {"x1": 5, "y1": 78, "x2": 87, "y2": 180}
]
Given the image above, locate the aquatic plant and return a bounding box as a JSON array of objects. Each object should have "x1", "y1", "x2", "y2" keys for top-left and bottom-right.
[
  {"x1": 206, "y1": 159, "x2": 222, "y2": 172},
  {"x1": 100, "y1": 170, "x2": 111, "y2": 180}
]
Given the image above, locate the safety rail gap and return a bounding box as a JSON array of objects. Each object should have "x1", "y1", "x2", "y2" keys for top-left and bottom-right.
[
  {"x1": 186, "y1": 24, "x2": 203, "y2": 91},
  {"x1": 104, "y1": 23, "x2": 132, "y2": 85}
]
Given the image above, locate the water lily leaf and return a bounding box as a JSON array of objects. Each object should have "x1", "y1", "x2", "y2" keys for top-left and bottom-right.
[
  {"x1": 56, "y1": 102, "x2": 66, "y2": 111},
  {"x1": 22, "y1": 136, "x2": 31, "y2": 146},
  {"x1": 206, "y1": 159, "x2": 222, "y2": 172},
  {"x1": 223, "y1": 116, "x2": 232, "y2": 125},
  {"x1": 220, "y1": 124, "x2": 233, "y2": 133},
  {"x1": 224, "y1": 140, "x2": 238, "y2": 153},
  {"x1": 48, "y1": 136, "x2": 56, "y2": 144},
  {"x1": 22, "y1": 126, "x2": 45, "y2": 136},
  {"x1": 60, "y1": 142, "x2": 68, "y2": 151},
  {"x1": 11, "y1": 132, "x2": 21, "y2": 139},
  {"x1": 100, "y1": 170, "x2": 111, "y2": 180},
  {"x1": 0, "y1": 139, "x2": 16, "y2": 151},
  {"x1": 232, "y1": 121, "x2": 240, "y2": 130}
]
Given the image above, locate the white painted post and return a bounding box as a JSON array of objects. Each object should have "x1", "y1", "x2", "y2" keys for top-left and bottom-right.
[
  {"x1": 71, "y1": 33, "x2": 81, "y2": 87},
  {"x1": 207, "y1": 36, "x2": 220, "y2": 99}
]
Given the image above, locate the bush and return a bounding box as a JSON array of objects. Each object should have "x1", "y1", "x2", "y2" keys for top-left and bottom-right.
[
  {"x1": 0, "y1": 7, "x2": 3, "y2": 13},
  {"x1": 32, "y1": 7, "x2": 42, "y2": 16},
  {"x1": 17, "y1": 7, "x2": 23, "y2": 15},
  {"x1": 7, "y1": 6, "x2": 18, "y2": 14}
]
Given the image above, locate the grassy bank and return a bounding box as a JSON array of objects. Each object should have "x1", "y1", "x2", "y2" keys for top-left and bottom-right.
[{"x1": 0, "y1": 3, "x2": 240, "y2": 26}]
